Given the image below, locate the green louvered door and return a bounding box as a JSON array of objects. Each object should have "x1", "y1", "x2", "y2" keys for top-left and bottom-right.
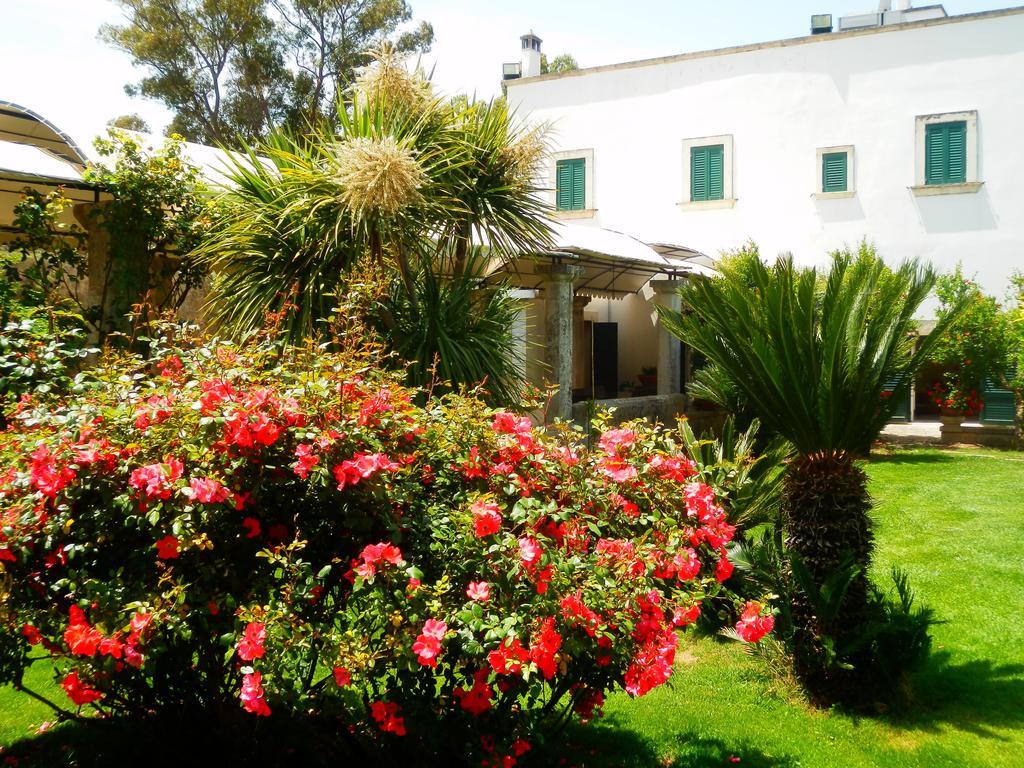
[
  {"x1": 980, "y1": 372, "x2": 1016, "y2": 425},
  {"x1": 883, "y1": 375, "x2": 912, "y2": 422},
  {"x1": 691, "y1": 145, "x2": 724, "y2": 201},
  {"x1": 556, "y1": 158, "x2": 585, "y2": 211},
  {"x1": 925, "y1": 121, "x2": 967, "y2": 185},
  {"x1": 822, "y1": 151, "x2": 848, "y2": 193}
]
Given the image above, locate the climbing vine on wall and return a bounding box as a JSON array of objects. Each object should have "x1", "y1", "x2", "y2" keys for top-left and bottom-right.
[{"x1": 83, "y1": 130, "x2": 209, "y2": 340}]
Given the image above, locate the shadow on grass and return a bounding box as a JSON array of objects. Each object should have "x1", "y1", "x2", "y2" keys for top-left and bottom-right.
[
  {"x1": 555, "y1": 717, "x2": 799, "y2": 768},
  {"x1": 1, "y1": 715, "x2": 366, "y2": 768},
  {"x1": 881, "y1": 651, "x2": 1024, "y2": 740},
  {"x1": 869, "y1": 450, "x2": 959, "y2": 465},
  {"x1": 5, "y1": 714, "x2": 802, "y2": 768}
]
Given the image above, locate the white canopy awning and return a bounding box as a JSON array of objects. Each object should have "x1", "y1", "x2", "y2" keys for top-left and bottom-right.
[
  {"x1": 494, "y1": 222, "x2": 715, "y2": 298},
  {"x1": 0, "y1": 102, "x2": 103, "y2": 239}
]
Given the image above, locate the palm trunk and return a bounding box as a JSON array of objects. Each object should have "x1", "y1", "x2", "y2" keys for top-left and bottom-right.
[{"x1": 783, "y1": 450, "x2": 874, "y2": 706}]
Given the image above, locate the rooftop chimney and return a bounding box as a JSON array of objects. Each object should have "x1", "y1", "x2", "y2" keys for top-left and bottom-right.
[
  {"x1": 520, "y1": 32, "x2": 543, "y2": 78},
  {"x1": 811, "y1": 13, "x2": 833, "y2": 33}
]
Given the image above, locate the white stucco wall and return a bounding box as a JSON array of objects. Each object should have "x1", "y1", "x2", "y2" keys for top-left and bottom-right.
[{"x1": 507, "y1": 9, "x2": 1024, "y2": 312}]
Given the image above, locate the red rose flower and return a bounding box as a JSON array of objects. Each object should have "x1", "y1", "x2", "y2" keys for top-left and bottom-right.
[{"x1": 155, "y1": 535, "x2": 180, "y2": 560}]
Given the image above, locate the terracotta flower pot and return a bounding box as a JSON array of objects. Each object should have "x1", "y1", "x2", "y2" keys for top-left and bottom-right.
[{"x1": 939, "y1": 407, "x2": 964, "y2": 427}]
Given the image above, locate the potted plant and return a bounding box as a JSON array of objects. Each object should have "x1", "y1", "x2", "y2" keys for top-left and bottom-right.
[
  {"x1": 929, "y1": 379, "x2": 981, "y2": 426},
  {"x1": 927, "y1": 266, "x2": 1013, "y2": 425},
  {"x1": 619, "y1": 380, "x2": 634, "y2": 397},
  {"x1": 637, "y1": 366, "x2": 657, "y2": 389}
]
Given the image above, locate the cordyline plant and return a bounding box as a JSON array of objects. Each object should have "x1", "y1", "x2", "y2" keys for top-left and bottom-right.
[
  {"x1": 0, "y1": 325, "x2": 772, "y2": 766},
  {"x1": 193, "y1": 45, "x2": 551, "y2": 404}
]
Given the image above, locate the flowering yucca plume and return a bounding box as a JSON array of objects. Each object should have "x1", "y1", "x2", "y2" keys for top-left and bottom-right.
[
  {"x1": 332, "y1": 136, "x2": 426, "y2": 218},
  {"x1": 352, "y1": 43, "x2": 433, "y2": 112}
]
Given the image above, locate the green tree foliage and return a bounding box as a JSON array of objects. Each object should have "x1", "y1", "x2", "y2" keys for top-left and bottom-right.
[
  {"x1": 1010, "y1": 272, "x2": 1024, "y2": 405},
  {"x1": 658, "y1": 250, "x2": 965, "y2": 707},
  {"x1": 2, "y1": 190, "x2": 87, "y2": 326},
  {"x1": 540, "y1": 53, "x2": 579, "y2": 74},
  {"x1": 101, "y1": 0, "x2": 434, "y2": 144},
  {"x1": 927, "y1": 265, "x2": 1014, "y2": 414},
  {"x1": 194, "y1": 48, "x2": 551, "y2": 403},
  {"x1": 107, "y1": 113, "x2": 152, "y2": 132}
]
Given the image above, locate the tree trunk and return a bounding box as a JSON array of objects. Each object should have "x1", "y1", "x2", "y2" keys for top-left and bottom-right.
[{"x1": 783, "y1": 450, "x2": 874, "y2": 707}]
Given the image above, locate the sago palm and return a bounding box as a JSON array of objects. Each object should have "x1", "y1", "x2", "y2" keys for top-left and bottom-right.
[{"x1": 658, "y1": 251, "x2": 963, "y2": 705}]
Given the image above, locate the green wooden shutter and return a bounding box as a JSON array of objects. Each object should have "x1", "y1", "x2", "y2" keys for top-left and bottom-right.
[
  {"x1": 980, "y1": 372, "x2": 1016, "y2": 425},
  {"x1": 883, "y1": 374, "x2": 912, "y2": 422},
  {"x1": 822, "y1": 151, "x2": 848, "y2": 193},
  {"x1": 556, "y1": 158, "x2": 585, "y2": 211},
  {"x1": 946, "y1": 122, "x2": 967, "y2": 183},
  {"x1": 691, "y1": 145, "x2": 724, "y2": 202},
  {"x1": 925, "y1": 122, "x2": 967, "y2": 185},
  {"x1": 691, "y1": 147, "x2": 708, "y2": 201},
  {"x1": 708, "y1": 145, "x2": 724, "y2": 200},
  {"x1": 571, "y1": 158, "x2": 585, "y2": 210}
]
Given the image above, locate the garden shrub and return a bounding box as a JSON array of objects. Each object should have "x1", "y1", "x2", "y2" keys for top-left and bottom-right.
[
  {"x1": 0, "y1": 327, "x2": 772, "y2": 766},
  {"x1": 0, "y1": 320, "x2": 94, "y2": 424}
]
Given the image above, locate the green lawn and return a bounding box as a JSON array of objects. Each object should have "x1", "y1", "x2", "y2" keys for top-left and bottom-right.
[
  {"x1": 2, "y1": 446, "x2": 1022, "y2": 766},
  {"x1": 564, "y1": 446, "x2": 1024, "y2": 767}
]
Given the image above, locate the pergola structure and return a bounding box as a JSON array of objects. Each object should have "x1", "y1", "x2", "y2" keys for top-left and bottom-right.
[
  {"x1": 0, "y1": 100, "x2": 106, "y2": 242},
  {"x1": 492, "y1": 222, "x2": 714, "y2": 421}
]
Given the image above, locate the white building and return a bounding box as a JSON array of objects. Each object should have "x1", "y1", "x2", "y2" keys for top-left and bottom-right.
[{"x1": 504, "y1": 3, "x2": 1024, "y2": 424}]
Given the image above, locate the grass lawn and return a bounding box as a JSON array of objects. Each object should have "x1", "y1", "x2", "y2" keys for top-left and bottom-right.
[
  {"x1": 2, "y1": 445, "x2": 1022, "y2": 766},
  {"x1": 562, "y1": 445, "x2": 1024, "y2": 767}
]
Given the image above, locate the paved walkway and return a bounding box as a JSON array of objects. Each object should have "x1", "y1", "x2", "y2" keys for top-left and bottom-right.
[{"x1": 879, "y1": 420, "x2": 942, "y2": 444}]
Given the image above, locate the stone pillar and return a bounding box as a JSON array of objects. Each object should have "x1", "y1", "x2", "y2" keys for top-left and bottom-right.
[
  {"x1": 652, "y1": 279, "x2": 683, "y2": 397},
  {"x1": 538, "y1": 264, "x2": 584, "y2": 422},
  {"x1": 572, "y1": 295, "x2": 591, "y2": 389}
]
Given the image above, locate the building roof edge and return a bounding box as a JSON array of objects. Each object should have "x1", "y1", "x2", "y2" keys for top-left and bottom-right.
[{"x1": 505, "y1": 6, "x2": 1024, "y2": 88}]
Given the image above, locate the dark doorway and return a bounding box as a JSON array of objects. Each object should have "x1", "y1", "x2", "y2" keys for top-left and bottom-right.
[{"x1": 592, "y1": 322, "x2": 618, "y2": 400}]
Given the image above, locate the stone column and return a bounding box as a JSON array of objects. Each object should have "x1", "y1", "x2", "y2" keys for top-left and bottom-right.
[
  {"x1": 572, "y1": 294, "x2": 591, "y2": 389},
  {"x1": 651, "y1": 279, "x2": 683, "y2": 397},
  {"x1": 538, "y1": 264, "x2": 584, "y2": 422}
]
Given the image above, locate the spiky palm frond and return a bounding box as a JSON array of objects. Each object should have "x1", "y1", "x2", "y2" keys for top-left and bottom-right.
[
  {"x1": 193, "y1": 133, "x2": 364, "y2": 342},
  {"x1": 380, "y1": 246, "x2": 528, "y2": 405},
  {"x1": 659, "y1": 252, "x2": 965, "y2": 455}
]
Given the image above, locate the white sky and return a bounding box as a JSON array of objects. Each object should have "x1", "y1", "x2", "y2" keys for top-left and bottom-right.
[{"x1": 0, "y1": 0, "x2": 1011, "y2": 151}]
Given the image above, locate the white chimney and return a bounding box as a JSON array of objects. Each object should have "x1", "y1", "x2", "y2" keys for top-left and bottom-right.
[{"x1": 520, "y1": 32, "x2": 542, "y2": 78}]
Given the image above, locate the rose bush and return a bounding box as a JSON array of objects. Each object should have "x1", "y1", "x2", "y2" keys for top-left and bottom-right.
[{"x1": 0, "y1": 328, "x2": 771, "y2": 765}]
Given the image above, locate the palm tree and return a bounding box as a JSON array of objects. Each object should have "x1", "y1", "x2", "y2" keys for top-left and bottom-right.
[
  {"x1": 658, "y1": 250, "x2": 963, "y2": 705},
  {"x1": 193, "y1": 46, "x2": 552, "y2": 400}
]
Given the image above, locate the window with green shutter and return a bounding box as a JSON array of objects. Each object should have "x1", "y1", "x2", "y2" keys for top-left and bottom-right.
[
  {"x1": 556, "y1": 158, "x2": 585, "y2": 211},
  {"x1": 690, "y1": 144, "x2": 724, "y2": 202},
  {"x1": 980, "y1": 371, "x2": 1016, "y2": 425},
  {"x1": 925, "y1": 121, "x2": 967, "y2": 185},
  {"x1": 822, "y1": 151, "x2": 848, "y2": 193}
]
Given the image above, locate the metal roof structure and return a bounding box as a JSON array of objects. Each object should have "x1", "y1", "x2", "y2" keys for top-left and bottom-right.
[
  {"x1": 493, "y1": 222, "x2": 715, "y2": 298},
  {"x1": 0, "y1": 101, "x2": 103, "y2": 239},
  {"x1": 0, "y1": 101, "x2": 89, "y2": 170}
]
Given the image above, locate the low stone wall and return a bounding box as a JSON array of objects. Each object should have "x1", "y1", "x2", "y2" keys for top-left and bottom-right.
[
  {"x1": 571, "y1": 395, "x2": 729, "y2": 436},
  {"x1": 940, "y1": 421, "x2": 1018, "y2": 449}
]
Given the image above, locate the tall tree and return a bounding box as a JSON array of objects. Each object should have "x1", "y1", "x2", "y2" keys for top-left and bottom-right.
[
  {"x1": 271, "y1": 0, "x2": 434, "y2": 130},
  {"x1": 101, "y1": 0, "x2": 433, "y2": 145}
]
